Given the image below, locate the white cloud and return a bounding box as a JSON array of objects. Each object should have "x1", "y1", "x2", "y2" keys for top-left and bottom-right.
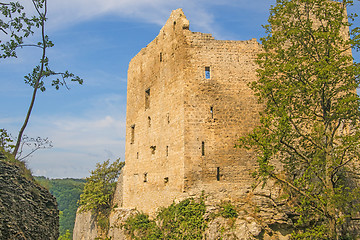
[
  {"x1": 22, "y1": 113, "x2": 126, "y2": 178},
  {"x1": 0, "y1": 89, "x2": 127, "y2": 178}
]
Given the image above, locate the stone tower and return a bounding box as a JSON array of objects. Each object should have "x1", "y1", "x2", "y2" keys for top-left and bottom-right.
[{"x1": 121, "y1": 9, "x2": 262, "y2": 214}]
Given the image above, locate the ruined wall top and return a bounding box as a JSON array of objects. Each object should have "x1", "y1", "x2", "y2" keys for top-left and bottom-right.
[{"x1": 159, "y1": 8, "x2": 190, "y2": 34}]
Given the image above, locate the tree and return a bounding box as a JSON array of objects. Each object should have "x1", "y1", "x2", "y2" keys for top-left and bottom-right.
[
  {"x1": 78, "y1": 159, "x2": 124, "y2": 233},
  {"x1": 0, "y1": 0, "x2": 83, "y2": 158},
  {"x1": 238, "y1": 0, "x2": 360, "y2": 239}
]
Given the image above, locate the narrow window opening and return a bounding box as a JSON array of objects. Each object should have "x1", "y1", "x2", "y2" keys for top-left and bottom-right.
[
  {"x1": 144, "y1": 173, "x2": 148, "y2": 182},
  {"x1": 166, "y1": 146, "x2": 169, "y2": 157},
  {"x1": 210, "y1": 106, "x2": 214, "y2": 119},
  {"x1": 150, "y1": 146, "x2": 156, "y2": 154},
  {"x1": 164, "y1": 177, "x2": 169, "y2": 183},
  {"x1": 148, "y1": 116, "x2": 151, "y2": 127},
  {"x1": 202, "y1": 141, "x2": 205, "y2": 156},
  {"x1": 130, "y1": 124, "x2": 135, "y2": 144},
  {"x1": 167, "y1": 113, "x2": 170, "y2": 124},
  {"x1": 160, "y1": 52, "x2": 163, "y2": 62},
  {"x1": 137, "y1": 152, "x2": 139, "y2": 159},
  {"x1": 145, "y1": 88, "x2": 150, "y2": 109},
  {"x1": 205, "y1": 66, "x2": 211, "y2": 79},
  {"x1": 216, "y1": 167, "x2": 220, "y2": 181}
]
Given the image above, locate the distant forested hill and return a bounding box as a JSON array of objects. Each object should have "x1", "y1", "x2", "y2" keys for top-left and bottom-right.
[{"x1": 35, "y1": 176, "x2": 85, "y2": 238}]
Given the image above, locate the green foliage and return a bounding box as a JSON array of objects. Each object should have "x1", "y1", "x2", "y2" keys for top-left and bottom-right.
[
  {"x1": 58, "y1": 230, "x2": 72, "y2": 240},
  {"x1": 124, "y1": 213, "x2": 162, "y2": 240},
  {"x1": 124, "y1": 197, "x2": 207, "y2": 240},
  {"x1": 35, "y1": 176, "x2": 85, "y2": 238},
  {"x1": 0, "y1": 0, "x2": 83, "y2": 89},
  {"x1": 219, "y1": 202, "x2": 238, "y2": 219},
  {"x1": 78, "y1": 159, "x2": 124, "y2": 233},
  {"x1": 79, "y1": 159, "x2": 124, "y2": 213},
  {"x1": 238, "y1": 0, "x2": 360, "y2": 239},
  {"x1": 0, "y1": 129, "x2": 15, "y2": 152}
]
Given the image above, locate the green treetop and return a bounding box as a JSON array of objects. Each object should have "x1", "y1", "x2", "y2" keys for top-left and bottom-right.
[{"x1": 239, "y1": 0, "x2": 360, "y2": 239}]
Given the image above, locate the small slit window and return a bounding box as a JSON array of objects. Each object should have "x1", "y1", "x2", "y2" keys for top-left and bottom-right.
[
  {"x1": 145, "y1": 88, "x2": 150, "y2": 109},
  {"x1": 216, "y1": 167, "x2": 220, "y2": 181},
  {"x1": 148, "y1": 116, "x2": 151, "y2": 128},
  {"x1": 144, "y1": 173, "x2": 148, "y2": 182},
  {"x1": 130, "y1": 124, "x2": 135, "y2": 144},
  {"x1": 160, "y1": 52, "x2": 163, "y2": 62},
  {"x1": 202, "y1": 141, "x2": 205, "y2": 156},
  {"x1": 167, "y1": 113, "x2": 170, "y2": 124},
  {"x1": 205, "y1": 67, "x2": 211, "y2": 79},
  {"x1": 166, "y1": 146, "x2": 169, "y2": 157},
  {"x1": 210, "y1": 106, "x2": 214, "y2": 119},
  {"x1": 150, "y1": 146, "x2": 156, "y2": 154}
]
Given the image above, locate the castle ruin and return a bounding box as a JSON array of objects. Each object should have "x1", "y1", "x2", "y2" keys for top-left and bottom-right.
[
  {"x1": 120, "y1": 9, "x2": 263, "y2": 214},
  {"x1": 73, "y1": 6, "x2": 360, "y2": 239}
]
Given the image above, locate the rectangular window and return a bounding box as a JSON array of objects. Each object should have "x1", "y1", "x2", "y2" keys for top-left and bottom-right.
[
  {"x1": 205, "y1": 67, "x2": 210, "y2": 79},
  {"x1": 130, "y1": 124, "x2": 135, "y2": 144},
  {"x1": 148, "y1": 116, "x2": 151, "y2": 127},
  {"x1": 160, "y1": 52, "x2": 163, "y2": 62},
  {"x1": 144, "y1": 173, "x2": 148, "y2": 182},
  {"x1": 145, "y1": 88, "x2": 150, "y2": 109},
  {"x1": 216, "y1": 167, "x2": 220, "y2": 181},
  {"x1": 202, "y1": 141, "x2": 205, "y2": 156},
  {"x1": 210, "y1": 106, "x2": 214, "y2": 119}
]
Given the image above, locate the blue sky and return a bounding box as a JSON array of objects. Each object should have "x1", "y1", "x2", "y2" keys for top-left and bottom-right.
[{"x1": 1, "y1": 0, "x2": 359, "y2": 178}]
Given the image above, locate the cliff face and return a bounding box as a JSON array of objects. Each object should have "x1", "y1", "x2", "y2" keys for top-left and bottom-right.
[
  {"x1": 73, "y1": 210, "x2": 99, "y2": 240},
  {"x1": 0, "y1": 154, "x2": 59, "y2": 240},
  {"x1": 73, "y1": 182, "x2": 293, "y2": 240}
]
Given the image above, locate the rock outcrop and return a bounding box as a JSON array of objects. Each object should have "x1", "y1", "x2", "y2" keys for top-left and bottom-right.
[
  {"x1": 73, "y1": 210, "x2": 99, "y2": 240},
  {"x1": 73, "y1": 190, "x2": 294, "y2": 240},
  {"x1": 0, "y1": 153, "x2": 59, "y2": 240}
]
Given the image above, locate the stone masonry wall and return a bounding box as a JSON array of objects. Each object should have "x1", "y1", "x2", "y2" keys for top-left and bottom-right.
[
  {"x1": 182, "y1": 33, "x2": 263, "y2": 196},
  {"x1": 122, "y1": 9, "x2": 190, "y2": 213}
]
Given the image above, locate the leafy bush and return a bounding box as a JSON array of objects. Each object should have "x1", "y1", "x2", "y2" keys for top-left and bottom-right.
[
  {"x1": 0, "y1": 129, "x2": 14, "y2": 152},
  {"x1": 124, "y1": 213, "x2": 162, "y2": 240},
  {"x1": 124, "y1": 197, "x2": 207, "y2": 240},
  {"x1": 219, "y1": 202, "x2": 238, "y2": 219}
]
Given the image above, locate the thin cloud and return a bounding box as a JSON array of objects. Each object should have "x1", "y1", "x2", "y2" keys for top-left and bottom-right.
[
  {"x1": 45, "y1": 0, "x2": 276, "y2": 41},
  {"x1": 23, "y1": 113, "x2": 126, "y2": 178},
  {"x1": 47, "y1": 0, "x2": 217, "y2": 34}
]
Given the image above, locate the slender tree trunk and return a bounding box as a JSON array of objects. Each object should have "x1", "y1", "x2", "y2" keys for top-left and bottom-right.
[
  {"x1": 13, "y1": 84, "x2": 40, "y2": 157},
  {"x1": 12, "y1": 1, "x2": 47, "y2": 158},
  {"x1": 325, "y1": 142, "x2": 337, "y2": 239}
]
